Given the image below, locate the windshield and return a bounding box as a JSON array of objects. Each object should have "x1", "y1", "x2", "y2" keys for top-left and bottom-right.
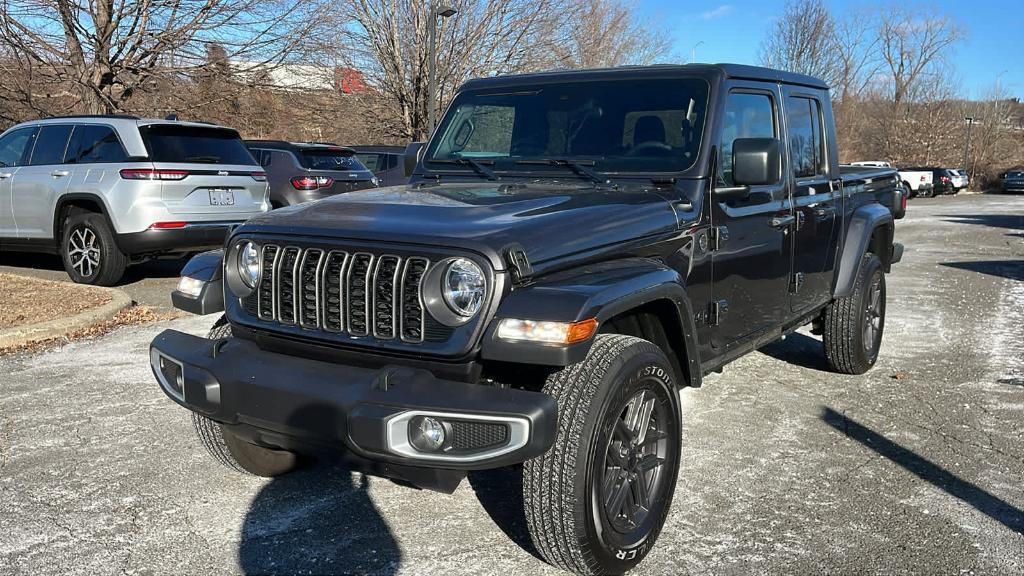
[
  {"x1": 302, "y1": 149, "x2": 367, "y2": 171},
  {"x1": 424, "y1": 78, "x2": 709, "y2": 176},
  {"x1": 141, "y1": 125, "x2": 255, "y2": 165}
]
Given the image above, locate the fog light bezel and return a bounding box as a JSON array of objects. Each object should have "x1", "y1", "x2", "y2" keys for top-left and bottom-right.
[
  {"x1": 150, "y1": 348, "x2": 185, "y2": 402},
  {"x1": 385, "y1": 410, "x2": 529, "y2": 463}
]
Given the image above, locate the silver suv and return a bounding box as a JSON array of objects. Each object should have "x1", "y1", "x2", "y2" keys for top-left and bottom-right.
[{"x1": 0, "y1": 115, "x2": 269, "y2": 285}]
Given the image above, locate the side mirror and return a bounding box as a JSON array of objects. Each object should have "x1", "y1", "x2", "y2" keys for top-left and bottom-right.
[
  {"x1": 403, "y1": 142, "x2": 425, "y2": 177},
  {"x1": 732, "y1": 137, "x2": 782, "y2": 187}
]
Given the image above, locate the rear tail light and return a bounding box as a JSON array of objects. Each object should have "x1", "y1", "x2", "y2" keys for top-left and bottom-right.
[
  {"x1": 919, "y1": 175, "x2": 926, "y2": 182},
  {"x1": 290, "y1": 176, "x2": 334, "y2": 190},
  {"x1": 251, "y1": 171, "x2": 267, "y2": 182},
  {"x1": 941, "y1": 176, "x2": 951, "y2": 183},
  {"x1": 120, "y1": 168, "x2": 189, "y2": 180},
  {"x1": 150, "y1": 221, "x2": 187, "y2": 229},
  {"x1": 901, "y1": 193, "x2": 907, "y2": 211}
]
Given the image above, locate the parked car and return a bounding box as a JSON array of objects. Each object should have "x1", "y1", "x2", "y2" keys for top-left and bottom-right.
[
  {"x1": 0, "y1": 115, "x2": 268, "y2": 285},
  {"x1": 245, "y1": 140, "x2": 378, "y2": 208},
  {"x1": 850, "y1": 161, "x2": 935, "y2": 198},
  {"x1": 1000, "y1": 170, "x2": 1024, "y2": 193},
  {"x1": 353, "y1": 145, "x2": 408, "y2": 187},
  {"x1": 950, "y1": 168, "x2": 969, "y2": 191},
  {"x1": 153, "y1": 64, "x2": 904, "y2": 575},
  {"x1": 904, "y1": 167, "x2": 959, "y2": 195}
]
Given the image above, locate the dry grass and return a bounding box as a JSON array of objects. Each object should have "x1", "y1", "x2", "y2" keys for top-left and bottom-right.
[
  {"x1": 0, "y1": 304, "x2": 186, "y2": 357},
  {"x1": 0, "y1": 273, "x2": 112, "y2": 330}
]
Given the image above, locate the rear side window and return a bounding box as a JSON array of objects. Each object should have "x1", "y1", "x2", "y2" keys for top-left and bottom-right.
[
  {"x1": 356, "y1": 153, "x2": 381, "y2": 171},
  {"x1": 720, "y1": 92, "x2": 776, "y2": 186},
  {"x1": 29, "y1": 125, "x2": 73, "y2": 166},
  {"x1": 140, "y1": 125, "x2": 256, "y2": 165},
  {"x1": 0, "y1": 127, "x2": 36, "y2": 167},
  {"x1": 301, "y1": 150, "x2": 367, "y2": 171},
  {"x1": 65, "y1": 125, "x2": 128, "y2": 163},
  {"x1": 786, "y1": 96, "x2": 825, "y2": 178}
]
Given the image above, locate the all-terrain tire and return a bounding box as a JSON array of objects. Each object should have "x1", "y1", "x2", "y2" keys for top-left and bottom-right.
[
  {"x1": 191, "y1": 316, "x2": 299, "y2": 477},
  {"x1": 523, "y1": 334, "x2": 681, "y2": 575},
  {"x1": 823, "y1": 252, "x2": 886, "y2": 375},
  {"x1": 60, "y1": 211, "x2": 127, "y2": 286}
]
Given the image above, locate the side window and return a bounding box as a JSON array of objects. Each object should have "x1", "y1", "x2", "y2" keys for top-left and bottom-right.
[
  {"x1": 357, "y1": 153, "x2": 381, "y2": 172},
  {"x1": 719, "y1": 92, "x2": 776, "y2": 186},
  {"x1": 29, "y1": 125, "x2": 73, "y2": 166},
  {"x1": 65, "y1": 125, "x2": 128, "y2": 164},
  {"x1": 251, "y1": 149, "x2": 271, "y2": 167},
  {"x1": 786, "y1": 96, "x2": 825, "y2": 179},
  {"x1": 0, "y1": 127, "x2": 37, "y2": 167}
]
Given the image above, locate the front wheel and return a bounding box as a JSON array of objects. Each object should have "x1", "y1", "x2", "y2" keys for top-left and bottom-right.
[
  {"x1": 523, "y1": 334, "x2": 681, "y2": 575},
  {"x1": 60, "y1": 212, "x2": 127, "y2": 286},
  {"x1": 823, "y1": 252, "x2": 886, "y2": 374}
]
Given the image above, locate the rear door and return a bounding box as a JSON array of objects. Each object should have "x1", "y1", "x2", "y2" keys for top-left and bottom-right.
[
  {"x1": 781, "y1": 87, "x2": 839, "y2": 313},
  {"x1": 139, "y1": 124, "x2": 267, "y2": 217},
  {"x1": 0, "y1": 126, "x2": 37, "y2": 237},
  {"x1": 710, "y1": 84, "x2": 793, "y2": 351},
  {"x1": 64, "y1": 123, "x2": 132, "y2": 208},
  {"x1": 11, "y1": 124, "x2": 73, "y2": 238}
]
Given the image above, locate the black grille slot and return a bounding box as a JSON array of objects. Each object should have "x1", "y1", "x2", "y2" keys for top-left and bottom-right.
[
  {"x1": 257, "y1": 245, "x2": 279, "y2": 320},
  {"x1": 277, "y1": 247, "x2": 301, "y2": 325},
  {"x1": 401, "y1": 258, "x2": 429, "y2": 342},
  {"x1": 299, "y1": 249, "x2": 323, "y2": 328},
  {"x1": 321, "y1": 251, "x2": 347, "y2": 332},
  {"x1": 372, "y1": 256, "x2": 401, "y2": 339},
  {"x1": 449, "y1": 421, "x2": 510, "y2": 452},
  {"x1": 347, "y1": 253, "x2": 374, "y2": 336}
]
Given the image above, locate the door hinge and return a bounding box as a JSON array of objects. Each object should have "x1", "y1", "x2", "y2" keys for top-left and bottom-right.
[
  {"x1": 789, "y1": 272, "x2": 805, "y2": 294},
  {"x1": 795, "y1": 211, "x2": 806, "y2": 231},
  {"x1": 708, "y1": 299, "x2": 728, "y2": 326},
  {"x1": 505, "y1": 244, "x2": 533, "y2": 285},
  {"x1": 709, "y1": 226, "x2": 729, "y2": 251}
]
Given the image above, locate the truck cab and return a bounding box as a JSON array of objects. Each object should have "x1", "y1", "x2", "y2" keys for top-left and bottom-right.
[{"x1": 150, "y1": 64, "x2": 902, "y2": 576}]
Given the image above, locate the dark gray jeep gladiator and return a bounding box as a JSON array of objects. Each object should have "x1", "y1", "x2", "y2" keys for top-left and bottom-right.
[{"x1": 150, "y1": 64, "x2": 904, "y2": 575}]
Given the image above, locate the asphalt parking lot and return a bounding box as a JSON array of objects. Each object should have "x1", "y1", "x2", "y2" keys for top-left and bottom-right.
[{"x1": 1, "y1": 194, "x2": 1022, "y2": 575}]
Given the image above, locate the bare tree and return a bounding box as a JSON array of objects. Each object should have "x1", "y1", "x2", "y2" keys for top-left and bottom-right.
[
  {"x1": 552, "y1": 0, "x2": 672, "y2": 69},
  {"x1": 879, "y1": 7, "x2": 963, "y2": 105},
  {"x1": 0, "y1": 0, "x2": 324, "y2": 115},
  {"x1": 760, "y1": 0, "x2": 843, "y2": 88}
]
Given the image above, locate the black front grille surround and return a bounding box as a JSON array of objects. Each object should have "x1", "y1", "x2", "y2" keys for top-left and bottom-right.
[{"x1": 240, "y1": 241, "x2": 484, "y2": 347}]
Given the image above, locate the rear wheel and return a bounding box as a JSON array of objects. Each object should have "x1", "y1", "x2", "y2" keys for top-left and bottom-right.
[
  {"x1": 60, "y1": 212, "x2": 127, "y2": 286},
  {"x1": 823, "y1": 252, "x2": 886, "y2": 374},
  {"x1": 191, "y1": 316, "x2": 299, "y2": 477},
  {"x1": 523, "y1": 335, "x2": 681, "y2": 575}
]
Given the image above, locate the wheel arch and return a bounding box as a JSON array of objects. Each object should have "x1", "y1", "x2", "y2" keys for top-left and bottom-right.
[
  {"x1": 833, "y1": 203, "x2": 894, "y2": 299},
  {"x1": 54, "y1": 193, "x2": 117, "y2": 241},
  {"x1": 480, "y1": 259, "x2": 702, "y2": 387}
]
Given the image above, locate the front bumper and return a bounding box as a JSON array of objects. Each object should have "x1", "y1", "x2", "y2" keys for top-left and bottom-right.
[
  {"x1": 149, "y1": 329, "x2": 558, "y2": 472},
  {"x1": 117, "y1": 222, "x2": 243, "y2": 255}
]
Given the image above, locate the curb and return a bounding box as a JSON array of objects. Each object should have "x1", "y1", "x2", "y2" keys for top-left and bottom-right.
[{"x1": 0, "y1": 283, "x2": 133, "y2": 348}]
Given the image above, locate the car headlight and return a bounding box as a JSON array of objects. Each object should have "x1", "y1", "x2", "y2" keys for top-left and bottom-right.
[
  {"x1": 442, "y1": 258, "x2": 485, "y2": 318},
  {"x1": 238, "y1": 241, "x2": 261, "y2": 288}
]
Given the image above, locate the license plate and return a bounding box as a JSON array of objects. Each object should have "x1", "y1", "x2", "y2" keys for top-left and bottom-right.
[{"x1": 209, "y1": 189, "x2": 235, "y2": 206}]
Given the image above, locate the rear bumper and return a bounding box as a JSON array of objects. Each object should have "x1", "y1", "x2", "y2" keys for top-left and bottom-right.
[
  {"x1": 116, "y1": 222, "x2": 241, "y2": 254},
  {"x1": 149, "y1": 329, "x2": 558, "y2": 472}
]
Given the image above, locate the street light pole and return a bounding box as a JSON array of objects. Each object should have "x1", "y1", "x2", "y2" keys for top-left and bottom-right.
[
  {"x1": 962, "y1": 116, "x2": 976, "y2": 173},
  {"x1": 427, "y1": 3, "x2": 457, "y2": 137},
  {"x1": 690, "y1": 41, "x2": 704, "y2": 64}
]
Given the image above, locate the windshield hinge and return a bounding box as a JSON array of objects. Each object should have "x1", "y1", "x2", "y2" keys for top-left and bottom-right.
[{"x1": 505, "y1": 244, "x2": 533, "y2": 285}]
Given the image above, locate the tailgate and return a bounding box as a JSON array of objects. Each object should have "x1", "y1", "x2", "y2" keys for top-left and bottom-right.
[{"x1": 156, "y1": 163, "x2": 268, "y2": 215}]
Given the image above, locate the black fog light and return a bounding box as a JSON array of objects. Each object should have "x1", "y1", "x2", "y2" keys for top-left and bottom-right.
[{"x1": 408, "y1": 416, "x2": 447, "y2": 452}]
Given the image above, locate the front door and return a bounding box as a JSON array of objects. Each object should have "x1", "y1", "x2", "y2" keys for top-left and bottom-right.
[
  {"x1": 781, "y1": 88, "x2": 839, "y2": 313},
  {"x1": 710, "y1": 85, "x2": 793, "y2": 351},
  {"x1": 0, "y1": 126, "x2": 37, "y2": 238}
]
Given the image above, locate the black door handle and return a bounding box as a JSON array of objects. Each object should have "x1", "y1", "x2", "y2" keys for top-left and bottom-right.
[{"x1": 769, "y1": 215, "x2": 795, "y2": 228}]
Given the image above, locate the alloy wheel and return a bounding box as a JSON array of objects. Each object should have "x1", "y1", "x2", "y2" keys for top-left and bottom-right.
[
  {"x1": 67, "y1": 226, "x2": 101, "y2": 278},
  {"x1": 863, "y1": 274, "x2": 883, "y2": 353}
]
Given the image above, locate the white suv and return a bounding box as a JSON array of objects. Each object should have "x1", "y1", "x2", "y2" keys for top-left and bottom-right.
[{"x1": 0, "y1": 115, "x2": 269, "y2": 285}]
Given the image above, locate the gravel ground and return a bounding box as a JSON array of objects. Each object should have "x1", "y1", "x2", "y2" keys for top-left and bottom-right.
[
  {"x1": 0, "y1": 194, "x2": 1021, "y2": 575},
  {"x1": 0, "y1": 274, "x2": 111, "y2": 330}
]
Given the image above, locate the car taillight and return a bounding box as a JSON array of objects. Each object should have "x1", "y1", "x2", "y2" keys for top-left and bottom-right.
[
  {"x1": 919, "y1": 175, "x2": 926, "y2": 182},
  {"x1": 901, "y1": 193, "x2": 907, "y2": 211},
  {"x1": 120, "y1": 169, "x2": 189, "y2": 180},
  {"x1": 150, "y1": 221, "x2": 187, "y2": 229},
  {"x1": 251, "y1": 171, "x2": 267, "y2": 182},
  {"x1": 290, "y1": 176, "x2": 334, "y2": 190},
  {"x1": 941, "y1": 176, "x2": 951, "y2": 183}
]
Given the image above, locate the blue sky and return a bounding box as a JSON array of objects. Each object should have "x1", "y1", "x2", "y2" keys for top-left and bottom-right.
[{"x1": 637, "y1": 1, "x2": 1022, "y2": 100}]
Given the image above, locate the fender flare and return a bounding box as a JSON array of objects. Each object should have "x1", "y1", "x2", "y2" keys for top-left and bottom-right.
[
  {"x1": 480, "y1": 258, "x2": 702, "y2": 387},
  {"x1": 833, "y1": 203, "x2": 894, "y2": 298},
  {"x1": 52, "y1": 193, "x2": 118, "y2": 243}
]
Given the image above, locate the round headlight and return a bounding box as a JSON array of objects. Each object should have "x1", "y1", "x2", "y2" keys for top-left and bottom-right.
[
  {"x1": 238, "y1": 241, "x2": 261, "y2": 288},
  {"x1": 442, "y1": 258, "x2": 485, "y2": 318}
]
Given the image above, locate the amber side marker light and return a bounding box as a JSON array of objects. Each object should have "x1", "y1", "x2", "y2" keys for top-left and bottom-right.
[{"x1": 496, "y1": 318, "x2": 599, "y2": 345}]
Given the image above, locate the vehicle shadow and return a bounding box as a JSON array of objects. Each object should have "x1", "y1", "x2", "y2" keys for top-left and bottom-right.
[
  {"x1": 239, "y1": 405, "x2": 402, "y2": 575},
  {"x1": 940, "y1": 260, "x2": 1024, "y2": 282},
  {"x1": 0, "y1": 251, "x2": 65, "y2": 271},
  {"x1": 820, "y1": 407, "x2": 1024, "y2": 534},
  {"x1": 941, "y1": 214, "x2": 1024, "y2": 231},
  {"x1": 758, "y1": 331, "x2": 831, "y2": 372},
  {"x1": 0, "y1": 251, "x2": 188, "y2": 284},
  {"x1": 468, "y1": 465, "x2": 542, "y2": 561}
]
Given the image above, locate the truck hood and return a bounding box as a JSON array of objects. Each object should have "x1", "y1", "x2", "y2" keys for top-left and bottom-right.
[{"x1": 238, "y1": 182, "x2": 681, "y2": 271}]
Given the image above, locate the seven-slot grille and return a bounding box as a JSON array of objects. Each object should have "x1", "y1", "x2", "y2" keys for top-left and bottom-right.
[{"x1": 248, "y1": 244, "x2": 431, "y2": 343}]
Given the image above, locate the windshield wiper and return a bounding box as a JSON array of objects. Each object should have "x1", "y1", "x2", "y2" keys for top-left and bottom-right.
[
  {"x1": 515, "y1": 158, "x2": 608, "y2": 184},
  {"x1": 431, "y1": 158, "x2": 499, "y2": 181}
]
